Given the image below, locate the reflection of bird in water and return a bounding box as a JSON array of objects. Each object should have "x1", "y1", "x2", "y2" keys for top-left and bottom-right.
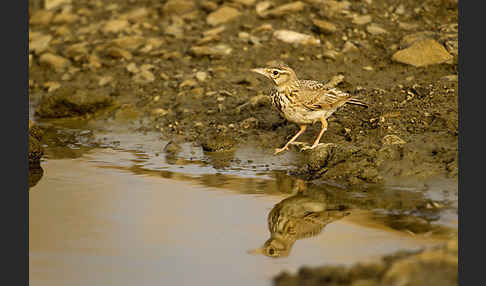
[{"x1": 251, "y1": 180, "x2": 350, "y2": 258}]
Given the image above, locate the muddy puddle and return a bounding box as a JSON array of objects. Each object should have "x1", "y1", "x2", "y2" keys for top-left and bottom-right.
[{"x1": 29, "y1": 128, "x2": 457, "y2": 286}]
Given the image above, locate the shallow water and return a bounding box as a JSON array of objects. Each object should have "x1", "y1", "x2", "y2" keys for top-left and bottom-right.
[{"x1": 30, "y1": 129, "x2": 457, "y2": 286}]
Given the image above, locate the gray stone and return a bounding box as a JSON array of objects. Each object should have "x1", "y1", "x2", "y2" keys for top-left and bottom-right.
[
  {"x1": 392, "y1": 39, "x2": 453, "y2": 67},
  {"x1": 273, "y1": 30, "x2": 320, "y2": 45},
  {"x1": 312, "y1": 19, "x2": 337, "y2": 34},
  {"x1": 190, "y1": 44, "x2": 232, "y2": 58},
  {"x1": 207, "y1": 6, "x2": 241, "y2": 26},
  {"x1": 39, "y1": 53, "x2": 71, "y2": 71},
  {"x1": 366, "y1": 23, "x2": 387, "y2": 35}
]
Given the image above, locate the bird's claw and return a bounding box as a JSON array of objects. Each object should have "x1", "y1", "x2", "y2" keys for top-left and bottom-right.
[
  {"x1": 274, "y1": 147, "x2": 288, "y2": 155},
  {"x1": 300, "y1": 145, "x2": 318, "y2": 152}
]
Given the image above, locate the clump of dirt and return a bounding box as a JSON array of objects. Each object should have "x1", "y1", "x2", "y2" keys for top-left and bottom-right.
[
  {"x1": 274, "y1": 237, "x2": 458, "y2": 286},
  {"x1": 28, "y1": 0, "x2": 458, "y2": 185},
  {"x1": 29, "y1": 120, "x2": 44, "y2": 167}
]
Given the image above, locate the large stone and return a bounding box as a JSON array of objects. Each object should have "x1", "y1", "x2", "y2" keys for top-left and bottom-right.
[
  {"x1": 261, "y1": 2, "x2": 305, "y2": 17},
  {"x1": 30, "y1": 9, "x2": 54, "y2": 25},
  {"x1": 392, "y1": 39, "x2": 453, "y2": 67},
  {"x1": 273, "y1": 30, "x2": 320, "y2": 45},
  {"x1": 111, "y1": 36, "x2": 146, "y2": 51},
  {"x1": 39, "y1": 53, "x2": 71, "y2": 71},
  {"x1": 207, "y1": 6, "x2": 241, "y2": 26},
  {"x1": 36, "y1": 86, "x2": 114, "y2": 118},
  {"x1": 352, "y1": 14, "x2": 372, "y2": 25},
  {"x1": 44, "y1": 0, "x2": 71, "y2": 10},
  {"x1": 162, "y1": 0, "x2": 196, "y2": 16},
  {"x1": 30, "y1": 34, "x2": 52, "y2": 55},
  {"x1": 102, "y1": 19, "x2": 129, "y2": 33},
  {"x1": 28, "y1": 122, "x2": 44, "y2": 167},
  {"x1": 366, "y1": 23, "x2": 387, "y2": 35},
  {"x1": 312, "y1": 19, "x2": 337, "y2": 34},
  {"x1": 190, "y1": 44, "x2": 232, "y2": 58}
]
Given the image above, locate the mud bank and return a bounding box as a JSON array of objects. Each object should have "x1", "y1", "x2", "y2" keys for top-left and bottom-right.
[{"x1": 29, "y1": 0, "x2": 458, "y2": 187}]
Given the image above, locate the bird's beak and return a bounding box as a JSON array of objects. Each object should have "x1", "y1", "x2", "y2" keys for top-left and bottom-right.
[
  {"x1": 251, "y1": 68, "x2": 267, "y2": 76},
  {"x1": 247, "y1": 247, "x2": 265, "y2": 255}
]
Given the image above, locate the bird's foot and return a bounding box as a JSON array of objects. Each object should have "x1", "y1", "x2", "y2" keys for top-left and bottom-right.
[
  {"x1": 274, "y1": 146, "x2": 288, "y2": 155},
  {"x1": 300, "y1": 144, "x2": 319, "y2": 152}
]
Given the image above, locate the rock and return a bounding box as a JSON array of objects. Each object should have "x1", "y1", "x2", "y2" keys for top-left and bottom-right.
[
  {"x1": 256, "y1": 1, "x2": 273, "y2": 17},
  {"x1": 318, "y1": 0, "x2": 351, "y2": 18},
  {"x1": 64, "y1": 43, "x2": 89, "y2": 60},
  {"x1": 162, "y1": 0, "x2": 196, "y2": 16},
  {"x1": 322, "y1": 50, "x2": 340, "y2": 60},
  {"x1": 201, "y1": 134, "x2": 236, "y2": 152},
  {"x1": 400, "y1": 32, "x2": 436, "y2": 48},
  {"x1": 111, "y1": 36, "x2": 145, "y2": 51},
  {"x1": 352, "y1": 14, "x2": 372, "y2": 25},
  {"x1": 273, "y1": 30, "x2": 320, "y2": 45},
  {"x1": 392, "y1": 39, "x2": 453, "y2": 67},
  {"x1": 120, "y1": 7, "x2": 149, "y2": 21},
  {"x1": 152, "y1": 108, "x2": 169, "y2": 116},
  {"x1": 52, "y1": 12, "x2": 79, "y2": 24},
  {"x1": 383, "y1": 247, "x2": 457, "y2": 286},
  {"x1": 30, "y1": 34, "x2": 52, "y2": 55},
  {"x1": 261, "y1": 1, "x2": 305, "y2": 18},
  {"x1": 240, "y1": 117, "x2": 259, "y2": 129},
  {"x1": 126, "y1": 62, "x2": 139, "y2": 73},
  {"x1": 190, "y1": 44, "x2": 232, "y2": 58},
  {"x1": 204, "y1": 27, "x2": 225, "y2": 39},
  {"x1": 98, "y1": 76, "x2": 113, "y2": 86},
  {"x1": 200, "y1": 1, "x2": 218, "y2": 12},
  {"x1": 133, "y1": 67, "x2": 156, "y2": 83},
  {"x1": 43, "y1": 81, "x2": 61, "y2": 92},
  {"x1": 30, "y1": 9, "x2": 54, "y2": 25},
  {"x1": 195, "y1": 71, "x2": 208, "y2": 82},
  {"x1": 165, "y1": 23, "x2": 184, "y2": 38},
  {"x1": 303, "y1": 143, "x2": 338, "y2": 171},
  {"x1": 342, "y1": 41, "x2": 358, "y2": 53},
  {"x1": 35, "y1": 86, "x2": 113, "y2": 118},
  {"x1": 399, "y1": 22, "x2": 420, "y2": 31},
  {"x1": 179, "y1": 79, "x2": 198, "y2": 89},
  {"x1": 382, "y1": 135, "x2": 406, "y2": 145},
  {"x1": 39, "y1": 53, "x2": 71, "y2": 71},
  {"x1": 232, "y1": 0, "x2": 256, "y2": 6},
  {"x1": 312, "y1": 19, "x2": 337, "y2": 34},
  {"x1": 44, "y1": 0, "x2": 71, "y2": 10},
  {"x1": 366, "y1": 23, "x2": 387, "y2": 35},
  {"x1": 164, "y1": 140, "x2": 181, "y2": 155},
  {"x1": 441, "y1": 75, "x2": 458, "y2": 82},
  {"x1": 103, "y1": 19, "x2": 129, "y2": 33},
  {"x1": 29, "y1": 122, "x2": 44, "y2": 167},
  {"x1": 107, "y1": 47, "x2": 133, "y2": 60},
  {"x1": 207, "y1": 6, "x2": 241, "y2": 26}
]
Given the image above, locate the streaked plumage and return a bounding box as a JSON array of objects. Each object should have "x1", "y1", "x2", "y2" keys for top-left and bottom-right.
[
  {"x1": 252, "y1": 186, "x2": 350, "y2": 258},
  {"x1": 252, "y1": 63, "x2": 367, "y2": 154}
]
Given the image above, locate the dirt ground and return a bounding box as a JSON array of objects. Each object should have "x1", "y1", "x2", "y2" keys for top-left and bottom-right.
[{"x1": 29, "y1": 0, "x2": 458, "y2": 284}]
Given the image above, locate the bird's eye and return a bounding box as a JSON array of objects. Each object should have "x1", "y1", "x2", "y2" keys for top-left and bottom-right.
[
  {"x1": 268, "y1": 248, "x2": 275, "y2": 256},
  {"x1": 273, "y1": 70, "x2": 279, "y2": 76}
]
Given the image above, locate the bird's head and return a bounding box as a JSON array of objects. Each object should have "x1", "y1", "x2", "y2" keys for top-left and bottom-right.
[
  {"x1": 251, "y1": 63, "x2": 298, "y2": 87},
  {"x1": 248, "y1": 236, "x2": 293, "y2": 258}
]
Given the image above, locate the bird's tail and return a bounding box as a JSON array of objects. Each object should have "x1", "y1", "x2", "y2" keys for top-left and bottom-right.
[{"x1": 346, "y1": 98, "x2": 368, "y2": 108}]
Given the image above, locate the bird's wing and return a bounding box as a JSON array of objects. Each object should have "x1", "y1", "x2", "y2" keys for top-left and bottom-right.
[{"x1": 291, "y1": 81, "x2": 352, "y2": 111}]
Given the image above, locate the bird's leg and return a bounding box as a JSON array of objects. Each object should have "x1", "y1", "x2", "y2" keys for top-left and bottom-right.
[
  {"x1": 301, "y1": 118, "x2": 328, "y2": 151},
  {"x1": 274, "y1": 125, "x2": 307, "y2": 155}
]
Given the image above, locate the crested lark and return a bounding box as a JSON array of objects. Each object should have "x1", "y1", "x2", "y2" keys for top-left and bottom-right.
[{"x1": 252, "y1": 63, "x2": 367, "y2": 155}]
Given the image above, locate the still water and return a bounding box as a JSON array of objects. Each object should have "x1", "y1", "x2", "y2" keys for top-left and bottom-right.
[{"x1": 29, "y1": 131, "x2": 457, "y2": 286}]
